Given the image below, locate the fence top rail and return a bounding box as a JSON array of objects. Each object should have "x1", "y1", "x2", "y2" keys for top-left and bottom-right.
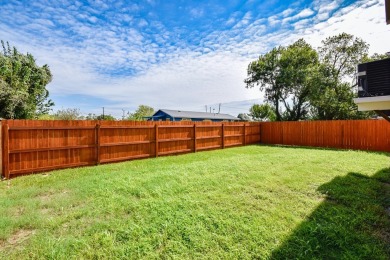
[
  {"x1": 100, "y1": 125, "x2": 155, "y2": 129},
  {"x1": 8, "y1": 126, "x2": 96, "y2": 130},
  {"x1": 157, "y1": 125, "x2": 194, "y2": 128},
  {"x1": 223, "y1": 124, "x2": 245, "y2": 127}
]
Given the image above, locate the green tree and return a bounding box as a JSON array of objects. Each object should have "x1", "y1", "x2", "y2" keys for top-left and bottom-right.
[
  {"x1": 245, "y1": 39, "x2": 318, "y2": 121},
  {"x1": 362, "y1": 53, "x2": 389, "y2": 63},
  {"x1": 54, "y1": 108, "x2": 83, "y2": 120},
  {"x1": 0, "y1": 41, "x2": 53, "y2": 119},
  {"x1": 249, "y1": 103, "x2": 276, "y2": 121},
  {"x1": 310, "y1": 33, "x2": 371, "y2": 120},
  {"x1": 86, "y1": 113, "x2": 116, "y2": 120},
  {"x1": 127, "y1": 105, "x2": 154, "y2": 121}
]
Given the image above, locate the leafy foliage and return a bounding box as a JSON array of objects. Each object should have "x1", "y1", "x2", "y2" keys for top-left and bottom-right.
[
  {"x1": 85, "y1": 113, "x2": 116, "y2": 120},
  {"x1": 54, "y1": 108, "x2": 84, "y2": 120},
  {"x1": 0, "y1": 41, "x2": 53, "y2": 119},
  {"x1": 310, "y1": 33, "x2": 371, "y2": 120},
  {"x1": 127, "y1": 105, "x2": 154, "y2": 121},
  {"x1": 245, "y1": 33, "x2": 380, "y2": 121},
  {"x1": 249, "y1": 103, "x2": 276, "y2": 121},
  {"x1": 245, "y1": 39, "x2": 318, "y2": 121}
]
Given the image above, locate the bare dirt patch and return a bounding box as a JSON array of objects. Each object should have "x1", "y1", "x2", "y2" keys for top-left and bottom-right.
[
  {"x1": 7, "y1": 229, "x2": 35, "y2": 245},
  {"x1": 0, "y1": 229, "x2": 36, "y2": 250}
]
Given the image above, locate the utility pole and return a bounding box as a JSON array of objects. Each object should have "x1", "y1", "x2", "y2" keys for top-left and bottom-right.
[
  {"x1": 218, "y1": 103, "x2": 221, "y2": 114},
  {"x1": 205, "y1": 105, "x2": 207, "y2": 112},
  {"x1": 209, "y1": 107, "x2": 211, "y2": 113},
  {"x1": 102, "y1": 107, "x2": 105, "y2": 120},
  {"x1": 122, "y1": 109, "x2": 126, "y2": 120}
]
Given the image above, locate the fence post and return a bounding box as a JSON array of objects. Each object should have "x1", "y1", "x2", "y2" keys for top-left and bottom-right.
[
  {"x1": 193, "y1": 124, "x2": 197, "y2": 152},
  {"x1": 95, "y1": 123, "x2": 100, "y2": 165},
  {"x1": 155, "y1": 124, "x2": 159, "y2": 157},
  {"x1": 2, "y1": 121, "x2": 9, "y2": 179},
  {"x1": 259, "y1": 124, "x2": 262, "y2": 144},
  {"x1": 243, "y1": 124, "x2": 246, "y2": 146},
  {"x1": 0, "y1": 120, "x2": 2, "y2": 177},
  {"x1": 222, "y1": 123, "x2": 225, "y2": 149}
]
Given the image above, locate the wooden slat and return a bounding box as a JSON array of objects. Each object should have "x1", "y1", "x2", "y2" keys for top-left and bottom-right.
[
  {"x1": 243, "y1": 124, "x2": 246, "y2": 146},
  {"x1": 9, "y1": 145, "x2": 96, "y2": 153},
  {"x1": 155, "y1": 124, "x2": 159, "y2": 157},
  {"x1": 197, "y1": 145, "x2": 221, "y2": 151},
  {"x1": 2, "y1": 122, "x2": 9, "y2": 179},
  {"x1": 225, "y1": 143, "x2": 243, "y2": 147},
  {"x1": 222, "y1": 124, "x2": 225, "y2": 149},
  {"x1": 193, "y1": 124, "x2": 197, "y2": 152},
  {"x1": 9, "y1": 162, "x2": 95, "y2": 176},
  {"x1": 157, "y1": 125, "x2": 195, "y2": 128},
  {"x1": 100, "y1": 154, "x2": 151, "y2": 163},
  {"x1": 195, "y1": 135, "x2": 221, "y2": 140},
  {"x1": 195, "y1": 125, "x2": 222, "y2": 128},
  {"x1": 100, "y1": 125, "x2": 155, "y2": 129},
  {"x1": 101, "y1": 141, "x2": 153, "y2": 147},
  {"x1": 158, "y1": 138, "x2": 193, "y2": 142},
  {"x1": 95, "y1": 124, "x2": 100, "y2": 165},
  {"x1": 158, "y1": 149, "x2": 192, "y2": 156},
  {"x1": 9, "y1": 126, "x2": 95, "y2": 130},
  {"x1": 225, "y1": 134, "x2": 244, "y2": 138}
]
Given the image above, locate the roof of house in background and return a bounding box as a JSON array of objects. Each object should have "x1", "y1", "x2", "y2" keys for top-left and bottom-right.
[{"x1": 154, "y1": 109, "x2": 239, "y2": 120}]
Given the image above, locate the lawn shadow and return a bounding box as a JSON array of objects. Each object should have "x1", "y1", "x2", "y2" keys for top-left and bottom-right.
[
  {"x1": 257, "y1": 143, "x2": 390, "y2": 156},
  {"x1": 270, "y1": 168, "x2": 390, "y2": 259}
]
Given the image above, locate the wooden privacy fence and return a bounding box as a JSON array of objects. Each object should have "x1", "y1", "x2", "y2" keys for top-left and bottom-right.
[
  {"x1": 1, "y1": 119, "x2": 389, "y2": 179},
  {"x1": 260, "y1": 120, "x2": 390, "y2": 152},
  {"x1": 1, "y1": 120, "x2": 261, "y2": 178}
]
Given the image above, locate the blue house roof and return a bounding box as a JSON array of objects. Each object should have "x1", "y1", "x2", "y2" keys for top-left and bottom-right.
[{"x1": 147, "y1": 109, "x2": 239, "y2": 121}]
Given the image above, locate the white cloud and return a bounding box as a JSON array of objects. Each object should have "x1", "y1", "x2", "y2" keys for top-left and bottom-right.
[
  {"x1": 282, "y1": 8, "x2": 315, "y2": 24},
  {"x1": 0, "y1": 0, "x2": 389, "y2": 118}
]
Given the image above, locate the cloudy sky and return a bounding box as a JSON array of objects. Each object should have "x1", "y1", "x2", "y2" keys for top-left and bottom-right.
[{"x1": 0, "y1": 0, "x2": 389, "y2": 118}]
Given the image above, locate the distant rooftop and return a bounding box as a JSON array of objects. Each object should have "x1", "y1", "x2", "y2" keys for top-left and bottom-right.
[{"x1": 152, "y1": 109, "x2": 239, "y2": 121}]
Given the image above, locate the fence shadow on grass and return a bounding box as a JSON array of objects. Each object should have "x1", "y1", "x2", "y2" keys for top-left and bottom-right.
[
  {"x1": 270, "y1": 168, "x2": 390, "y2": 259},
  {"x1": 258, "y1": 143, "x2": 390, "y2": 156}
]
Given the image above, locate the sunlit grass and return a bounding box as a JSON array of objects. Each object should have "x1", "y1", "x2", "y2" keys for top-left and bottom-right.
[{"x1": 0, "y1": 145, "x2": 389, "y2": 259}]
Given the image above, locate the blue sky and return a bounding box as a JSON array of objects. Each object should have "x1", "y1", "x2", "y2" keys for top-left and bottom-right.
[{"x1": 0, "y1": 0, "x2": 389, "y2": 118}]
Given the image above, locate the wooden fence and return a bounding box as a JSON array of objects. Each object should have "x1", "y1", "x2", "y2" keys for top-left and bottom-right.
[
  {"x1": 260, "y1": 120, "x2": 390, "y2": 152},
  {"x1": 1, "y1": 120, "x2": 261, "y2": 179},
  {"x1": 1, "y1": 119, "x2": 389, "y2": 179}
]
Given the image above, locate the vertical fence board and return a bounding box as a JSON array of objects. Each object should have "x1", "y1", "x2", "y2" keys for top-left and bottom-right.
[
  {"x1": 2, "y1": 121, "x2": 9, "y2": 179},
  {"x1": 0, "y1": 121, "x2": 2, "y2": 177}
]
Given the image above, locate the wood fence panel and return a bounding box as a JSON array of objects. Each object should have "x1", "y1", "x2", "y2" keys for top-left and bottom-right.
[
  {"x1": 245, "y1": 123, "x2": 261, "y2": 144},
  {"x1": 5, "y1": 120, "x2": 97, "y2": 177},
  {"x1": 1, "y1": 120, "x2": 259, "y2": 178},
  {"x1": 196, "y1": 123, "x2": 222, "y2": 151},
  {"x1": 224, "y1": 124, "x2": 244, "y2": 147},
  {"x1": 259, "y1": 120, "x2": 390, "y2": 152},
  {"x1": 3, "y1": 119, "x2": 388, "y2": 178}
]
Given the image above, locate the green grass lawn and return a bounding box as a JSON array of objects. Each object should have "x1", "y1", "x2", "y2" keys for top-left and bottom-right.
[{"x1": 0, "y1": 145, "x2": 389, "y2": 259}]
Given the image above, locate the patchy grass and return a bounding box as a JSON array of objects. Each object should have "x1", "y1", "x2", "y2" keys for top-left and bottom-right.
[{"x1": 0, "y1": 145, "x2": 389, "y2": 259}]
